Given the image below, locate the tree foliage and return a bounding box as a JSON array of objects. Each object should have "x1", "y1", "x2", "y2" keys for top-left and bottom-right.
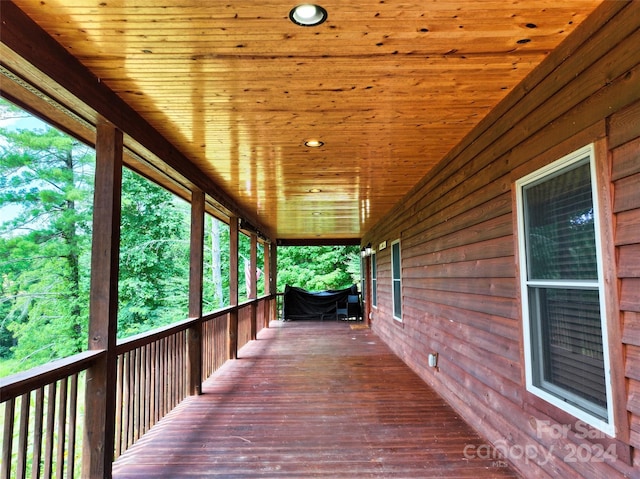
[
  {"x1": 117, "y1": 169, "x2": 191, "y2": 337},
  {"x1": 0, "y1": 124, "x2": 94, "y2": 367},
  {"x1": 277, "y1": 245, "x2": 360, "y2": 291}
]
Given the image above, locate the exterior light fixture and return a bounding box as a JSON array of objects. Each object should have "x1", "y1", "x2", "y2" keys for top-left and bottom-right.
[
  {"x1": 361, "y1": 242, "x2": 372, "y2": 257},
  {"x1": 289, "y1": 4, "x2": 327, "y2": 27},
  {"x1": 304, "y1": 139, "x2": 324, "y2": 148},
  {"x1": 308, "y1": 188, "x2": 322, "y2": 193}
]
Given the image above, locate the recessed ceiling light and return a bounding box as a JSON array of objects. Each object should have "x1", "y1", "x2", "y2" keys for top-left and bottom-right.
[
  {"x1": 308, "y1": 188, "x2": 322, "y2": 193},
  {"x1": 304, "y1": 139, "x2": 324, "y2": 147},
  {"x1": 289, "y1": 4, "x2": 327, "y2": 27}
]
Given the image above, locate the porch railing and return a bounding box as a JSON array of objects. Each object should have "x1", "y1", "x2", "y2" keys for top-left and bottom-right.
[
  {"x1": 1, "y1": 295, "x2": 277, "y2": 478},
  {"x1": 0, "y1": 350, "x2": 100, "y2": 479}
]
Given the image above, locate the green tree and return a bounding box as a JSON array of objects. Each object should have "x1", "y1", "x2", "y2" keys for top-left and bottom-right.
[
  {"x1": 203, "y1": 215, "x2": 229, "y2": 311},
  {"x1": 0, "y1": 121, "x2": 94, "y2": 369},
  {"x1": 117, "y1": 168, "x2": 191, "y2": 337},
  {"x1": 277, "y1": 245, "x2": 359, "y2": 291}
]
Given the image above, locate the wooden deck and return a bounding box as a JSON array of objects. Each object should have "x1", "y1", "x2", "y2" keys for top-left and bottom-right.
[{"x1": 112, "y1": 320, "x2": 520, "y2": 478}]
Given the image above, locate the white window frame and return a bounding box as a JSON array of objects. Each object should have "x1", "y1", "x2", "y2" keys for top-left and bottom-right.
[
  {"x1": 391, "y1": 240, "x2": 402, "y2": 321},
  {"x1": 360, "y1": 255, "x2": 366, "y2": 304},
  {"x1": 371, "y1": 251, "x2": 377, "y2": 308},
  {"x1": 515, "y1": 144, "x2": 614, "y2": 436}
]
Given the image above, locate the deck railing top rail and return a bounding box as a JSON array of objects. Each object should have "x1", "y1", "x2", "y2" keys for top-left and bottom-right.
[{"x1": 0, "y1": 349, "x2": 103, "y2": 402}]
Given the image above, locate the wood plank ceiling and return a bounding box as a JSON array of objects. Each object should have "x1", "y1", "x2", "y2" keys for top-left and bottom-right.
[{"x1": 5, "y1": 0, "x2": 603, "y2": 242}]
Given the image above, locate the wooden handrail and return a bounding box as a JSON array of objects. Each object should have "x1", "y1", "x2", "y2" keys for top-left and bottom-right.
[{"x1": 0, "y1": 349, "x2": 103, "y2": 402}]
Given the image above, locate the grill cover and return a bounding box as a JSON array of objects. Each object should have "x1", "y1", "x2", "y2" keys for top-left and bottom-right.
[{"x1": 283, "y1": 284, "x2": 358, "y2": 320}]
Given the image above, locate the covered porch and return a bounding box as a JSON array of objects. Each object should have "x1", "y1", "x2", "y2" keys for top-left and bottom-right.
[
  {"x1": 2, "y1": 1, "x2": 640, "y2": 477},
  {"x1": 112, "y1": 320, "x2": 519, "y2": 478}
]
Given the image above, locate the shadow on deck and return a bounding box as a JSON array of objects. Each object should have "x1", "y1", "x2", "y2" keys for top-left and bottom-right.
[{"x1": 112, "y1": 320, "x2": 520, "y2": 478}]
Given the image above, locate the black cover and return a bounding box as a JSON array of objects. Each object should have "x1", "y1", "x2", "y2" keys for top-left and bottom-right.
[{"x1": 283, "y1": 284, "x2": 358, "y2": 320}]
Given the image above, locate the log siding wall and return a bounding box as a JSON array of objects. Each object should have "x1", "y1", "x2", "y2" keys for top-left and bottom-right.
[
  {"x1": 615, "y1": 100, "x2": 640, "y2": 462},
  {"x1": 364, "y1": 2, "x2": 640, "y2": 477}
]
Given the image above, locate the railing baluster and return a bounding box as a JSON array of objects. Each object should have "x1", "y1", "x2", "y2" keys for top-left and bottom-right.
[
  {"x1": 127, "y1": 349, "x2": 135, "y2": 450},
  {"x1": 115, "y1": 354, "x2": 124, "y2": 458},
  {"x1": 121, "y1": 352, "x2": 130, "y2": 455},
  {"x1": 147, "y1": 342, "x2": 153, "y2": 430},
  {"x1": 43, "y1": 382, "x2": 56, "y2": 479},
  {"x1": 16, "y1": 393, "x2": 30, "y2": 479},
  {"x1": 154, "y1": 339, "x2": 161, "y2": 425},
  {"x1": 161, "y1": 337, "x2": 167, "y2": 417},
  {"x1": 143, "y1": 343, "x2": 149, "y2": 434},
  {"x1": 32, "y1": 387, "x2": 44, "y2": 479},
  {"x1": 120, "y1": 353, "x2": 128, "y2": 454},
  {"x1": 174, "y1": 333, "x2": 179, "y2": 407},
  {"x1": 173, "y1": 333, "x2": 178, "y2": 408},
  {"x1": 177, "y1": 331, "x2": 182, "y2": 404},
  {"x1": 178, "y1": 332, "x2": 182, "y2": 402},
  {"x1": 133, "y1": 345, "x2": 141, "y2": 443},
  {"x1": 1, "y1": 398, "x2": 15, "y2": 479},
  {"x1": 66, "y1": 373, "x2": 79, "y2": 479},
  {"x1": 204, "y1": 319, "x2": 212, "y2": 379},
  {"x1": 158, "y1": 337, "x2": 165, "y2": 419},
  {"x1": 168, "y1": 335, "x2": 174, "y2": 410},
  {"x1": 56, "y1": 376, "x2": 68, "y2": 478}
]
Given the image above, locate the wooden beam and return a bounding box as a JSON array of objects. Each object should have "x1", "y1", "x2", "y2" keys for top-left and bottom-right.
[
  {"x1": 249, "y1": 234, "x2": 258, "y2": 340},
  {"x1": 277, "y1": 238, "x2": 361, "y2": 247},
  {"x1": 263, "y1": 242, "x2": 271, "y2": 328},
  {"x1": 270, "y1": 242, "x2": 278, "y2": 321},
  {"x1": 228, "y1": 217, "x2": 239, "y2": 360},
  {"x1": 187, "y1": 189, "x2": 204, "y2": 395},
  {"x1": 270, "y1": 242, "x2": 278, "y2": 296},
  {"x1": 83, "y1": 121, "x2": 123, "y2": 479}
]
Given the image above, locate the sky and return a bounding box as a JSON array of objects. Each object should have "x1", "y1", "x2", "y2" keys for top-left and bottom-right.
[{"x1": 0, "y1": 106, "x2": 49, "y2": 228}]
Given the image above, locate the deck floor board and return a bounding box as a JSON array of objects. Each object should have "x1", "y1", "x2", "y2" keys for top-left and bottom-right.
[{"x1": 112, "y1": 320, "x2": 520, "y2": 478}]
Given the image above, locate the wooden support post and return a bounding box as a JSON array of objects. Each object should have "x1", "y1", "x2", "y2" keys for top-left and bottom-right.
[
  {"x1": 83, "y1": 121, "x2": 122, "y2": 479},
  {"x1": 228, "y1": 217, "x2": 239, "y2": 359},
  {"x1": 270, "y1": 242, "x2": 278, "y2": 321},
  {"x1": 249, "y1": 233, "x2": 258, "y2": 340},
  {"x1": 263, "y1": 242, "x2": 271, "y2": 328},
  {"x1": 187, "y1": 189, "x2": 204, "y2": 395}
]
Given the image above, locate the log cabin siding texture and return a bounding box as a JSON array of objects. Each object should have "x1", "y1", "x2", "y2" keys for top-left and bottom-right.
[
  {"x1": 614, "y1": 101, "x2": 640, "y2": 460},
  {"x1": 364, "y1": 2, "x2": 640, "y2": 478}
]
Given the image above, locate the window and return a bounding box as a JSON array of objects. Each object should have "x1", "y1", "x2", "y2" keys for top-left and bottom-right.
[
  {"x1": 360, "y1": 256, "x2": 366, "y2": 303},
  {"x1": 516, "y1": 144, "x2": 613, "y2": 434},
  {"x1": 371, "y1": 251, "x2": 377, "y2": 308},
  {"x1": 391, "y1": 240, "x2": 402, "y2": 321}
]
